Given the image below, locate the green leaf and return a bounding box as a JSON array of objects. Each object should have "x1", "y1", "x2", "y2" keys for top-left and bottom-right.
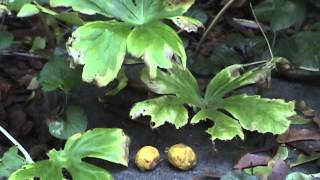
[
  {"x1": 17, "y1": 3, "x2": 39, "y2": 17},
  {"x1": 106, "y1": 67, "x2": 128, "y2": 96},
  {"x1": 10, "y1": 128, "x2": 130, "y2": 180},
  {"x1": 140, "y1": 65, "x2": 203, "y2": 106},
  {"x1": 50, "y1": 0, "x2": 195, "y2": 25},
  {"x1": 48, "y1": 106, "x2": 88, "y2": 140},
  {"x1": 204, "y1": 58, "x2": 281, "y2": 104},
  {"x1": 0, "y1": 31, "x2": 14, "y2": 49},
  {"x1": 204, "y1": 64, "x2": 260, "y2": 102},
  {"x1": 254, "y1": 0, "x2": 306, "y2": 31},
  {"x1": 244, "y1": 166, "x2": 272, "y2": 177},
  {"x1": 30, "y1": 36, "x2": 46, "y2": 52},
  {"x1": 130, "y1": 95, "x2": 188, "y2": 129},
  {"x1": 192, "y1": 45, "x2": 244, "y2": 76},
  {"x1": 290, "y1": 152, "x2": 320, "y2": 167},
  {"x1": 127, "y1": 21, "x2": 186, "y2": 78},
  {"x1": 275, "y1": 32, "x2": 320, "y2": 70},
  {"x1": 39, "y1": 56, "x2": 82, "y2": 92},
  {"x1": 67, "y1": 21, "x2": 131, "y2": 87},
  {"x1": 217, "y1": 94, "x2": 295, "y2": 134},
  {"x1": 0, "y1": 146, "x2": 26, "y2": 177},
  {"x1": 169, "y1": 16, "x2": 203, "y2": 32},
  {"x1": 6, "y1": 0, "x2": 31, "y2": 11},
  {"x1": 272, "y1": 145, "x2": 289, "y2": 161},
  {"x1": 191, "y1": 109, "x2": 244, "y2": 141},
  {"x1": 286, "y1": 172, "x2": 320, "y2": 180}
]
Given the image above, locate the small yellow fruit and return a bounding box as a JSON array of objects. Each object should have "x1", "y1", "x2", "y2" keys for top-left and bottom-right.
[
  {"x1": 135, "y1": 146, "x2": 160, "y2": 171},
  {"x1": 168, "y1": 144, "x2": 197, "y2": 171}
]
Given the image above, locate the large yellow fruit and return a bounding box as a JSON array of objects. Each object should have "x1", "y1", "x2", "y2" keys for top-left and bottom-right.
[
  {"x1": 135, "y1": 146, "x2": 160, "y2": 171},
  {"x1": 168, "y1": 144, "x2": 197, "y2": 171}
]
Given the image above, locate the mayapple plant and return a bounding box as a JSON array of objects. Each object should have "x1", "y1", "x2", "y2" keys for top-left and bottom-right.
[
  {"x1": 50, "y1": 0, "x2": 202, "y2": 86},
  {"x1": 130, "y1": 58, "x2": 296, "y2": 141}
]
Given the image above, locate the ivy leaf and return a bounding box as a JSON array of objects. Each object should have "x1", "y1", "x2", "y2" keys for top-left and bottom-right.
[
  {"x1": 39, "y1": 56, "x2": 82, "y2": 92},
  {"x1": 130, "y1": 95, "x2": 188, "y2": 129},
  {"x1": 67, "y1": 21, "x2": 131, "y2": 87},
  {"x1": 17, "y1": 3, "x2": 39, "y2": 17},
  {"x1": 0, "y1": 146, "x2": 26, "y2": 177},
  {"x1": 254, "y1": 0, "x2": 306, "y2": 31},
  {"x1": 275, "y1": 32, "x2": 320, "y2": 70},
  {"x1": 50, "y1": 0, "x2": 195, "y2": 25},
  {"x1": 217, "y1": 94, "x2": 295, "y2": 134},
  {"x1": 127, "y1": 21, "x2": 186, "y2": 78},
  {"x1": 141, "y1": 65, "x2": 203, "y2": 106},
  {"x1": 10, "y1": 128, "x2": 130, "y2": 180},
  {"x1": 0, "y1": 31, "x2": 14, "y2": 49},
  {"x1": 48, "y1": 106, "x2": 88, "y2": 140},
  {"x1": 169, "y1": 16, "x2": 203, "y2": 32},
  {"x1": 191, "y1": 109, "x2": 244, "y2": 141}
]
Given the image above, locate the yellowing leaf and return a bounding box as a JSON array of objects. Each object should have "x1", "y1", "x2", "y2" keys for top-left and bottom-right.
[{"x1": 130, "y1": 96, "x2": 188, "y2": 129}]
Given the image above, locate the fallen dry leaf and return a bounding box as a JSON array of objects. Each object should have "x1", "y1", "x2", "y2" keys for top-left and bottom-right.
[
  {"x1": 234, "y1": 153, "x2": 272, "y2": 169},
  {"x1": 277, "y1": 128, "x2": 320, "y2": 143}
]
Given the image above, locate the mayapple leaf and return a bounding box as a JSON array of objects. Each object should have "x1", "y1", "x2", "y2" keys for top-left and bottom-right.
[
  {"x1": 218, "y1": 94, "x2": 295, "y2": 134},
  {"x1": 39, "y1": 56, "x2": 82, "y2": 92},
  {"x1": 50, "y1": 0, "x2": 195, "y2": 25},
  {"x1": 0, "y1": 146, "x2": 26, "y2": 177},
  {"x1": 9, "y1": 160, "x2": 64, "y2": 180},
  {"x1": 169, "y1": 16, "x2": 203, "y2": 32},
  {"x1": 140, "y1": 65, "x2": 203, "y2": 106},
  {"x1": 17, "y1": 3, "x2": 39, "y2": 17},
  {"x1": 67, "y1": 21, "x2": 131, "y2": 87},
  {"x1": 48, "y1": 106, "x2": 88, "y2": 140},
  {"x1": 127, "y1": 21, "x2": 186, "y2": 78},
  {"x1": 254, "y1": 0, "x2": 306, "y2": 31},
  {"x1": 130, "y1": 95, "x2": 188, "y2": 129},
  {"x1": 50, "y1": 0, "x2": 110, "y2": 16},
  {"x1": 191, "y1": 109, "x2": 244, "y2": 141},
  {"x1": 10, "y1": 128, "x2": 130, "y2": 180},
  {"x1": 204, "y1": 58, "x2": 280, "y2": 103}
]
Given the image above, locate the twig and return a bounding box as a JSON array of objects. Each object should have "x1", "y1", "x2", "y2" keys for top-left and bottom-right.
[
  {"x1": 195, "y1": 0, "x2": 237, "y2": 58},
  {"x1": 0, "y1": 126, "x2": 34, "y2": 163},
  {"x1": 249, "y1": 0, "x2": 274, "y2": 58},
  {"x1": 0, "y1": 49, "x2": 49, "y2": 59}
]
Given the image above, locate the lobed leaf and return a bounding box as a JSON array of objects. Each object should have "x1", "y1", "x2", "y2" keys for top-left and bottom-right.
[
  {"x1": 140, "y1": 65, "x2": 203, "y2": 106},
  {"x1": 67, "y1": 21, "x2": 131, "y2": 87},
  {"x1": 9, "y1": 128, "x2": 130, "y2": 180},
  {"x1": 217, "y1": 94, "x2": 295, "y2": 134},
  {"x1": 191, "y1": 109, "x2": 244, "y2": 141},
  {"x1": 50, "y1": 0, "x2": 195, "y2": 25},
  {"x1": 130, "y1": 95, "x2": 188, "y2": 129},
  {"x1": 0, "y1": 146, "x2": 26, "y2": 177},
  {"x1": 127, "y1": 21, "x2": 186, "y2": 78}
]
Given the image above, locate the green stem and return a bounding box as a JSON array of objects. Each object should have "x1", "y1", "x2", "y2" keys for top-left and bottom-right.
[{"x1": 0, "y1": 126, "x2": 34, "y2": 163}]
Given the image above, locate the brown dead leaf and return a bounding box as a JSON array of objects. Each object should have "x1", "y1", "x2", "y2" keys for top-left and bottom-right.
[
  {"x1": 234, "y1": 153, "x2": 272, "y2": 169},
  {"x1": 277, "y1": 128, "x2": 320, "y2": 143},
  {"x1": 268, "y1": 160, "x2": 290, "y2": 180}
]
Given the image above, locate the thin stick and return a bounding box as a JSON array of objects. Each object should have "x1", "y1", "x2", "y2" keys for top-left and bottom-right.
[
  {"x1": 195, "y1": 0, "x2": 237, "y2": 57},
  {"x1": 0, "y1": 126, "x2": 34, "y2": 163},
  {"x1": 249, "y1": 1, "x2": 274, "y2": 59}
]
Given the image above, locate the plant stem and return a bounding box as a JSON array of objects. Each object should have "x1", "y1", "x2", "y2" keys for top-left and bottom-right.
[
  {"x1": 242, "y1": 60, "x2": 268, "y2": 67},
  {"x1": 249, "y1": 1, "x2": 274, "y2": 59},
  {"x1": 195, "y1": 0, "x2": 237, "y2": 58},
  {"x1": 0, "y1": 126, "x2": 34, "y2": 163}
]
